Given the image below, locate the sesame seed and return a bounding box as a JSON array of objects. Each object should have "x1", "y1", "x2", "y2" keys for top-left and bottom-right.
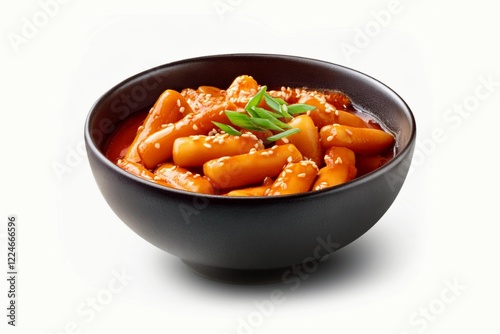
[
  {"x1": 176, "y1": 99, "x2": 181, "y2": 107},
  {"x1": 261, "y1": 152, "x2": 270, "y2": 157},
  {"x1": 287, "y1": 146, "x2": 294, "y2": 152},
  {"x1": 327, "y1": 136, "x2": 334, "y2": 142},
  {"x1": 193, "y1": 124, "x2": 199, "y2": 131},
  {"x1": 325, "y1": 108, "x2": 332, "y2": 114},
  {"x1": 281, "y1": 183, "x2": 288, "y2": 190},
  {"x1": 267, "y1": 150, "x2": 274, "y2": 155},
  {"x1": 179, "y1": 107, "x2": 185, "y2": 113},
  {"x1": 335, "y1": 110, "x2": 339, "y2": 116},
  {"x1": 154, "y1": 143, "x2": 160, "y2": 149},
  {"x1": 281, "y1": 138, "x2": 289, "y2": 144},
  {"x1": 191, "y1": 135, "x2": 200, "y2": 140},
  {"x1": 204, "y1": 143, "x2": 212, "y2": 148},
  {"x1": 297, "y1": 173, "x2": 306, "y2": 178},
  {"x1": 254, "y1": 143, "x2": 260, "y2": 149},
  {"x1": 285, "y1": 169, "x2": 293, "y2": 173},
  {"x1": 264, "y1": 189, "x2": 271, "y2": 196},
  {"x1": 335, "y1": 157, "x2": 343, "y2": 164},
  {"x1": 287, "y1": 156, "x2": 293, "y2": 163},
  {"x1": 345, "y1": 129, "x2": 353, "y2": 135},
  {"x1": 153, "y1": 176, "x2": 161, "y2": 181},
  {"x1": 186, "y1": 171, "x2": 193, "y2": 176}
]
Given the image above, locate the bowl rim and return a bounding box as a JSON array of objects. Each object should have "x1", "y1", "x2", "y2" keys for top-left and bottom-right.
[{"x1": 84, "y1": 53, "x2": 416, "y2": 202}]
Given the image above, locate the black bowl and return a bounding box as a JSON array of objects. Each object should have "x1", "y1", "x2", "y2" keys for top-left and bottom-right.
[{"x1": 85, "y1": 54, "x2": 416, "y2": 284}]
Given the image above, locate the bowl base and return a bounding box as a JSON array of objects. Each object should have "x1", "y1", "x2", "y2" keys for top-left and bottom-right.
[{"x1": 182, "y1": 260, "x2": 295, "y2": 284}]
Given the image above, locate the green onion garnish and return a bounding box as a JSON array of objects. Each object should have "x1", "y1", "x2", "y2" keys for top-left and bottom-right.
[
  {"x1": 211, "y1": 121, "x2": 242, "y2": 136},
  {"x1": 267, "y1": 128, "x2": 301, "y2": 141},
  {"x1": 287, "y1": 103, "x2": 316, "y2": 115},
  {"x1": 211, "y1": 86, "x2": 316, "y2": 140}
]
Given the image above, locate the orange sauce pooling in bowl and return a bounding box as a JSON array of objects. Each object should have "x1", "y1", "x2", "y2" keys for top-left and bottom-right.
[{"x1": 105, "y1": 110, "x2": 148, "y2": 164}]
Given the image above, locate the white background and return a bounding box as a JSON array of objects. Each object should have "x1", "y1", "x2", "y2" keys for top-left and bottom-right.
[{"x1": 2, "y1": 0, "x2": 500, "y2": 333}]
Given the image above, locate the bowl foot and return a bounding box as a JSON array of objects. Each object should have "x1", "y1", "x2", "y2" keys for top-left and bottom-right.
[{"x1": 182, "y1": 260, "x2": 294, "y2": 284}]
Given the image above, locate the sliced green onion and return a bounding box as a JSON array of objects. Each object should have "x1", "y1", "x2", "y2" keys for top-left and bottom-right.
[
  {"x1": 210, "y1": 86, "x2": 316, "y2": 141},
  {"x1": 245, "y1": 107, "x2": 259, "y2": 118},
  {"x1": 273, "y1": 97, "x2": 288, "y2": 105},
  {"x1": 267, "y1": 128, "x2": 300, "y2": 141},
  {"x1": 287, "y1": 103, "x2": 317, "y2": 115},
  {"x1": 250, "y1": 118, "x2": 285, "y2": 132},
  {"x1": 279, "y1": 103, "x2": 293, "y2": 121},
  {"x1": 252, "y1": 106, "x2": 285, "y2": 119},
  {"x1": 252, "y1": 107, "x2": 291, "y2": 130},
  {"x1": 263, "y1": 93, "x2": 282, "y2": 113},
  {"x1": 225, "y1": 111, "x2": 264, "y2": 131},
  {"x1": 211, "y1": 121, "x2": 242, "y2": 136},
  {"x1": 244, "y1": 86, "x2": 267, "y2": 113}
]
